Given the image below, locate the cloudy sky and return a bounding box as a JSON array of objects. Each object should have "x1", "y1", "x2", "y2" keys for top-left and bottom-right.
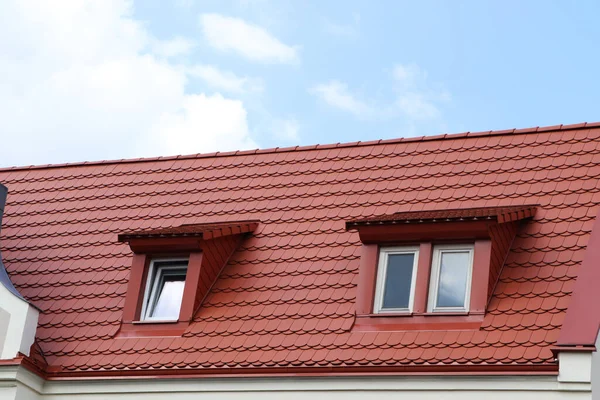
[{"x1": 1, "y1": 0, "x2": 599, "y2": 167}]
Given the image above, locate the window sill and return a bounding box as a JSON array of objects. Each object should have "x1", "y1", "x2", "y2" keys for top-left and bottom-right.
[
  {"x1": 370, "y1": 311, "x2": 413, "y2": 317},
  {"x1": 132, "y1": 319, "x2": 180, "y2": 325},
  {"x1": 117, "y1": 320, "x2": 189, "y2": 338},
  {"x1": 363, "y1": 311, "x2": 472, "y2": 318},
  {"x1": 353, "y1": 312, "x2": 484, "y2": 332},
  {"x1": 419, "y1": 311, "x2": 471, "y2": 316}
]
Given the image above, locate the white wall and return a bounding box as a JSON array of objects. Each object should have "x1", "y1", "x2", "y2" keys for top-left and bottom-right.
[
  {"x1": 0, "y1": 308, "x2": 9, "y2": 355},
  {"x1": 0, "y1": 387, "x2": 17, "y2": 400},
  {"x1": 0, "y1": 366, "x2": 593, "y2": 400},
  {"x1": 29, "y1": 390, "x2": 594, "y2": 400},
  {"x1": 0, "y1": 283, "x2": 39, "y2": 360},
  {"x1": 560, "y1": 352, "x2": 594, "y2": 383},
  {"x1": 0, "y1": 381, "x2": 39, "y2": 400},
  {"x1": 0, "y1": 365, "x2": 42, "y2": 400}
]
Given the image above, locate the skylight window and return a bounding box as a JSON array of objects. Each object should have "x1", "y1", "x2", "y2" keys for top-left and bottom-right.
[
  {"x1": 427, "y1": 245, "x2": 474, "y2": 313},
  {"x1": 373, "y1": 246, "x2": 419, "y2": 313},
  {"x1": 141, "y1": 259, "x2": 188, "y2": 321}
]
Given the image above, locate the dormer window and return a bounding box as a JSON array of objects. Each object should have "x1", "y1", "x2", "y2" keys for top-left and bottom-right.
[
  {"x1": 141, "y1": 259, "x2": 189, "y2": 321},
  {"x1": 374, "y1": 244, "x2": 474, "y2": 315},
  {"x1": 427, "y1": 244, "x2": 474, "y2": 313},
  {"x1": 117, "y1": 220, "x2": 259, "y2": 337},
  {"x1": 374, "y1": 246, "x2": 419, "y2": 313},
  {"x1": 346, "y1": 205, "x2": 538, "y2": 331}
]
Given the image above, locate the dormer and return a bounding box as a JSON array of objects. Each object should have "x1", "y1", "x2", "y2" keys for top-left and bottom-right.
[
  {"x1": 346, "y1": 205, "x2": 537, "y2": 331},
  {"x1": 117, "y1": 220, "x2": 258, "y2": 337}
]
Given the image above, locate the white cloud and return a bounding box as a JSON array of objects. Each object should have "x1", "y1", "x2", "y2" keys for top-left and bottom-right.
[
  {"x1": 271, "y1": 118, "x2": 300, "y2": 141},
  {"x1": 0, "y1": 0, "x2": 257, "y2": 167},
  {"x1": 310, "y1": 64, "x2": 450, "y2": 120},
  {"x1": 199, "y1": 13, "x2": 299, "y2": 64},
  {"x1": 395, "y1": 93, "x2": 440, "y2": 119},
  {"x1": 152, "y1": 36, "x2": 196, "y2": 57},
  {"x1": 392, "y1": 63, "x2": 451, "y2": 119},
  {"x1": 187, "y1": 64, "x2": 263, "y2": 94},
  {"x1": 147, "y1": 94, "x2": 257, "y2": 155},
  {"x1": 310, "y1": 81, "x2": 374, "y2": 118}
]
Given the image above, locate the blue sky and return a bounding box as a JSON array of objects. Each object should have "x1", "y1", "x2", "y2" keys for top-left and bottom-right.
[{"x1": 1, "y1": 0, "x2": 599, "y2": 167}]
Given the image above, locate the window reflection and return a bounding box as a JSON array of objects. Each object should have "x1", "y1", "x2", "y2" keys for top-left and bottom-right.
[{"x1": 436, "y1": 251, "x2": 469, "y2": 308}]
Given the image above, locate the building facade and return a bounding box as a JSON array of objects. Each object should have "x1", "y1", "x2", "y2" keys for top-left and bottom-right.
[{"x1": 2, "y1": 123, "x2": 600, "y2": 399}]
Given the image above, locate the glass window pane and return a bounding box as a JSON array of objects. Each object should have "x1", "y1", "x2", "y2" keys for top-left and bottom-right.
[
  {"x1": 436, "y1": 251, "x2": 469, "y2": 308},
  {"x1": 382, "y1": 253, "x2": 415, "y2": 309},
  {"x1": 151, "y1": 275, "x2": 186, "y2": 319}
]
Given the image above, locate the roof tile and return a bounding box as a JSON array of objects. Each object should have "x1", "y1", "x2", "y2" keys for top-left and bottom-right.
[{"x1": 2, "y1": 123, "x2": 598, "y2": 374}]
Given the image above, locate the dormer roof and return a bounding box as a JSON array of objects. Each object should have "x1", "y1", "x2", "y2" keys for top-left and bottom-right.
[
  {"x1": 118, "y1": 220, "x2": 259, "y2": 241},
  {"x1": 347, "y1": 205, "x2": 538, "y2": 226}
]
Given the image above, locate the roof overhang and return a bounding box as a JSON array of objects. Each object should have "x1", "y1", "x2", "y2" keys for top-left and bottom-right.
[
  {"x1": 346, "y1": 205, "x2": 538, "y2": 227},
  {"x1": 118, "y1": 220, "x2": 259, "y2": 253},
  {"x1": 345, "y1": 205, "x2": 538, "y2": 243}
]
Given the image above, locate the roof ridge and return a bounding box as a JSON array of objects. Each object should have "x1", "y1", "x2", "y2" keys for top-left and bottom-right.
[{"x1": 2, "y1": 121, "x2": 598, "y2": 172}]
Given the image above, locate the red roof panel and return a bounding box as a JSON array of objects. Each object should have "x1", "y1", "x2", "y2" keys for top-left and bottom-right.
[
  {"x1": 346, "y1": 205, "x2": 538, "y2": 227},
  {"x1": 1, "y1": 122, "x2": 599, "y2": 376}
]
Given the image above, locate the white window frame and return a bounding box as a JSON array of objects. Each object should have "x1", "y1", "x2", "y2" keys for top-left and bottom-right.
[
  {"x1": 140, "y1": 258, "x2": 189, "y2": 321},
  {"x1": 427, "y1": 244, "x2": 474, "y2": 313},
  {"x1": 373, "y1": 246, "x2": 419, "y2": 314}
]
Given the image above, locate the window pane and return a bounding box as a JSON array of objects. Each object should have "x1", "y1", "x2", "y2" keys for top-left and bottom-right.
[
  {"x1": 382, "y1": 253, "x2": 415, "y2": 309},
  {"x1": 151, "y1": 276, "x2": 186, "y2": 319},
  {"x1": 436, "y1": 251, "x2": 469, "y2": 308}
]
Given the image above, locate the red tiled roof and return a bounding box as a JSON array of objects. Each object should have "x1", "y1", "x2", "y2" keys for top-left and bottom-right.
[
  {"x1": 118, "y1": 221, "x2": 259, "y2": 241},
  {"x1": 1, "y1": 122, "x2": 599, "y2": 377},
  {"x1": 346, "y1": 205, "x2": 538, "y2": 227}
]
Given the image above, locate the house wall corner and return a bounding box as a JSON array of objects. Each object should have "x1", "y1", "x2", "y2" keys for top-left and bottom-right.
[{"x1": 0, "y1": 283, "x2": 39, "y2": 360}]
